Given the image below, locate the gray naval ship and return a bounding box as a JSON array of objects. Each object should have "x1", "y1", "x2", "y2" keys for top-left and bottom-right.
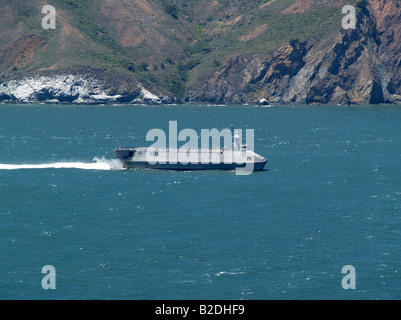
[{"x1": 115, "y1": 131, "x2": 267, "y2": 172}]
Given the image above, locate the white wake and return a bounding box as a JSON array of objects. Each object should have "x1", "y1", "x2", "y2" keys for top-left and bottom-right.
[{"x1": 0, "y1": 157, "x2": 124, "y2": 171}]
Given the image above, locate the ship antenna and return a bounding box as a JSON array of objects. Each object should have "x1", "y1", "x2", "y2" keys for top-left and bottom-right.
[{"x1": 230, "y1": 125, "x2": 234, "y2": 150}]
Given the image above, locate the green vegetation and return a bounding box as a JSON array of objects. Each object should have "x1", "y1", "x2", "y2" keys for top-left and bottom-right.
[
  {"x1": 49, "y1": 0, "x2": 120, "y2": 50},
  {"x1": 0, "y1": 0, "x2": 352, "y2": 96},
  {"x1": 356, "y1": 0, "x2": 369, "y2": 10},
  {"x1": 163, "y1": 1, "x2": 180, "y2": 19}
]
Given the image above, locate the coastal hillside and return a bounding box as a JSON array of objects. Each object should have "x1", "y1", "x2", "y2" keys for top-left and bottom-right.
[{"x1": 0, "y1": 0, "x2": 400, "y2": 105}]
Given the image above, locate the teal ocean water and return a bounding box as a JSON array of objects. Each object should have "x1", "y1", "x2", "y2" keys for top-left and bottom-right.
[{"x1": 1, "y1": 104, "x2": 401, "y2": 300}]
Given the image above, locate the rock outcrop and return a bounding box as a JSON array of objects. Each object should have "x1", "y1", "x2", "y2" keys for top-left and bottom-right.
[
  {"x1": 0, "y1": 74, "x2": 170, "y2": 104},
  {"x1": 186, "y1": 0, "x2": 401, "y2": 105}
]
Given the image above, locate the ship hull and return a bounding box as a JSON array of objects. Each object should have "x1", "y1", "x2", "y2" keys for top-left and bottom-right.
[
  {"x1": 115, "y1": 147, "x2": 267, "y2": 172},
  {"x1": 120, "y1": 160, "x2": 267, "y2": 171}
]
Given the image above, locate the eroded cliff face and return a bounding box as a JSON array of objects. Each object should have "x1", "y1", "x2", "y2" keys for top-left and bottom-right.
[
  {"x1": 0, "y1": 74, "x2": 172, "y2": 105},
  {"x1": 372, "y1": 0, "x2": 401, "y2": 99},
  {"x1": 187, "y1": 40, "x2": 310, "y2": 104},
  {"x1": 187, "y1": 0, "x2": 401, "y2": 105}
]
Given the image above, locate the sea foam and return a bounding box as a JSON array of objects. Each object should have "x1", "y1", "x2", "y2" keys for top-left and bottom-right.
[{"x1": 0, "y1": 157, "x2": 124, "y2": 171}]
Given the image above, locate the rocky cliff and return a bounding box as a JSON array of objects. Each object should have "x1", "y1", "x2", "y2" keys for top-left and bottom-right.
[
  {"x1": 187, "y1": 0, "x2": 401, "y2": 105},
  {"x1": 0, "y1": 0, "x2": 400, "y2": 105}
]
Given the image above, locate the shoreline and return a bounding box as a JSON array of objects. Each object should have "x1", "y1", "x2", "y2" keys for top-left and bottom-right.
[{"x1": 0, "y1": 101, "x2": 399, "y2": 107}]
